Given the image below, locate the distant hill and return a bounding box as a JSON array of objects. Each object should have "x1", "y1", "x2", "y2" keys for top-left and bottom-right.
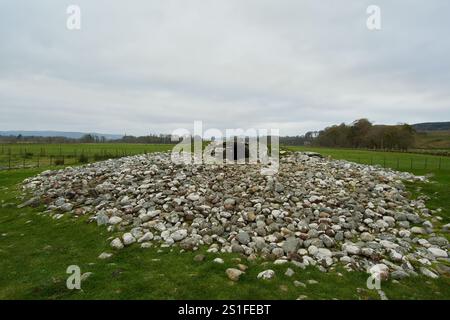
[
  {"x1": 412, "y1": 122, "x2": 450, "y2": 132},
  {"x1": 0, "y1": 131, "x2": 123, "y2": 140}
]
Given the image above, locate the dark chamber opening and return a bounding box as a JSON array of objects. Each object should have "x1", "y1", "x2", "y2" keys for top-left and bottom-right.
[{"x1": 222, "y1": 140, "x2": 250, "y2": 160}]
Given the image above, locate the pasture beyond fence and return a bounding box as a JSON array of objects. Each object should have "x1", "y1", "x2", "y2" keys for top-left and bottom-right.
[
  {"x1": 336, "y1": 156, "x2": 449, "y2": 171},
  {"x1": 0, "y1": 143, "x2": 450, "y2": 173},
  {"x1": 285, "y1": 146, "x2": 450, "y2": 173},
  {"x1": 0, "y1": 144, "x2": 173, "y2": 170}
]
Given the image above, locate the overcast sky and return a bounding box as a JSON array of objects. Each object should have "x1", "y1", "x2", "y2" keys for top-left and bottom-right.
[{"x1": 0, "y1": 0, "x2": 449, "y2": 136}]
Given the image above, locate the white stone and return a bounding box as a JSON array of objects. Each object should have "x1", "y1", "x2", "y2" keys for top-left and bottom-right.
[
  {"x1": 380, "y1": 240, "x2": 398, "y2": 249},
  {"x1": 418, "y1": 258, "x2": 431, "y2": 266},
  {"x1": 271, "y1": 210, "x2": 282, "y2": 218},
  {"x1": 98, "y1": 252, "x2": 113, "y2": 259},
  {"x1": 427, "y1": 247, "x2": 448, "y2": 258},
  {"x1": 170, "y1": 229, "x2": 188, "y2": 241},
  {"x1": 389, "y1": 250, "x2": 403, "y2": 262},
  {"x1": 110, "y1": 238, "x2": 124, "y2": 249},
  {"x1": 122, "y1": 233, "x2": 136, "y2": 246},
  {"x1": 285, "y1": 268, "x2": 295, "y2": 277},
  {"x1": 382, "y1": 216, "x2": 395, "y2": 226},
  {"x1": 138, "y1": 232, "x2": 154, "y2": 243},
  {"x1": 187, "y1": 193, "x2": 200, "y2": 201},
  {"x1": 375, "y1": 220, "x2": 389, "y2": 229},
  {"x1": 423, "y1": 221, "x2": 433, "y2": 229},
  {"x1": 417, "y1": 238, "x2": 430, "y2": 247},
  {"x1": 257, "y1": 269, "x2": 275, "y2": 280},
  {"x1": 226, "y1": 268, "x2": 244, "y2": 281},
  {"x1": 360, "y1": 232, "x2": 374, "y2": 242},
  {"x1": 411, "y1": 227, "x2": 426, "y2": 234},
  {"x1": 420, "y1": 267, "x2": 438, "y2": 279},
  {"x1": 308, "y1": 245, "x2": 318, "y2": 256},
  {"x1": 340, "y1": 256, "x2": 352, "y2": 263},
  {"x1": 368, "y1": 264, "x2": 389, "y2": 280},
  {"x1": 160, "y1": 230, "x2": 170, "y2": 240},
  {"x1": 315, "y1": 248, "x2": 332, "y2": 259},
  {"x1": 398, "y1": 230, "x2": 411, "y2": 238},
  {"x1": 147, "y1": 210, "x2": 161, "y2": 218},
  {"x1": 108, "y1": 216, "x2": 122, "y2": 225},
  {"x1": 343, "y1": 243, "x2": 360, "y2": 255}
]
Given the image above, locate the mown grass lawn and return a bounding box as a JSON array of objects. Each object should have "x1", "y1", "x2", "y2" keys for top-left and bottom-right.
[{"x1": 0, "y1": 146, "x2": 449, "y2": 300}]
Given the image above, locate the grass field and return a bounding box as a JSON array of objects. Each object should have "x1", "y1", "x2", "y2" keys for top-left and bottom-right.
[
  {"x1": 285, "y1": 146, "x2": 450, "y2": 171},
  {"x1": 0, "y1": 144, "x2": 449, "y2": 299},
  {"x1": 0, "y1": 143, "x2": 174, "y2": 169},
  {"x1": 415, "y1": 130, "x2": 450, "y2": 150}
]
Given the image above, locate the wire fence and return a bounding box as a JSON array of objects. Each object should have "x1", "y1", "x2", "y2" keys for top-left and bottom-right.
[
  {"x1": 0, "y1": 148, "x2": 156, "y2": 170},
  {"x1": 1, "y1": 145, "x2": 450, "y2": 171},
  {"x1": 338, "y1": 156, "x2": 450, "y2": 172}
]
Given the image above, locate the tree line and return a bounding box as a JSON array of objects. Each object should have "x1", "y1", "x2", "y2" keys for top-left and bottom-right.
[
  {"x1": 279, "y1": 131, "x2": 318, "y2": 146},
  {"x1": 0, "y1": 134, "x2": 181, "y2": 144},
  {"x1": 314, "y1": 119, "x2": 416, "y2": 150},
  {"x1": 0, "y1": 119, "x2": 417, "y2": 151}
]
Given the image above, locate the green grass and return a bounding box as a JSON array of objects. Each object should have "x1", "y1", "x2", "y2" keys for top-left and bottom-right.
[
  {"x1": 285, "y1": 146, "x2": 450, "y2": 171},
  {"x1": 0, "y1": 146, "x2": 449, "y2": 299},
  {"x1": 0, "y1": 143, "x2": 174, "y2": 169}
]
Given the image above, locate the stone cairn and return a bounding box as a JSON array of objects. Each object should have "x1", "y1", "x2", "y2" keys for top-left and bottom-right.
[{"x1": 21, "y1": 151, "x2": 449, "y2": 280}]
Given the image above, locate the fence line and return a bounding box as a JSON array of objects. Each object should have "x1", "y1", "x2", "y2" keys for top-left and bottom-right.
[
  {"x1": 0, "y1": 147, "x2": 170, "y2": 170},
  {"x1": 343, "y1": 157, "x2": 449, "y2": 171},
  {"x1": 1, "y1": 146, "x2": 450, "y2": 171}
]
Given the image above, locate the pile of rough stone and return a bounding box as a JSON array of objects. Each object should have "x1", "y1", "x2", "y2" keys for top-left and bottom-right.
[{"x1": 21, "y1": 151, "x2": 449, "y2": 280}]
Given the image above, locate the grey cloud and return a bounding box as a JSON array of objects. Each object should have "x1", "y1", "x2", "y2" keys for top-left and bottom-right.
[{"x1": 0, "y1": 0, "x2": 449, "y2": 135}]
